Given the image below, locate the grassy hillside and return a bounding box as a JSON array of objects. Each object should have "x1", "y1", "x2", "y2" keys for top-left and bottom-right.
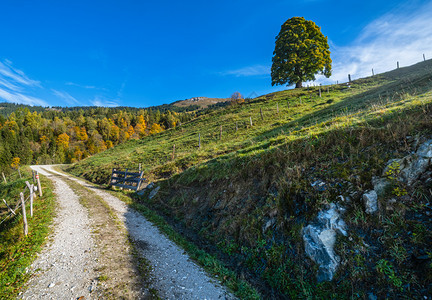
[{"x1": 68, "y1": 60, "x2": 432, "y2": 298}]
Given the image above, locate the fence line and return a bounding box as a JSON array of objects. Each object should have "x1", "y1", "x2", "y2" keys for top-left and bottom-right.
[
  {"x1": 127, "y1": 54, "x2": 430, "y2": 180},
  {"x1": 0, "y1": 170, "x2": 42, "y2": 236}
]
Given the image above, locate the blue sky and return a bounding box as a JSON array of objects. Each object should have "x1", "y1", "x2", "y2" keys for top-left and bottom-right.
[{"x1": 1, "y1": 0, "x2": 432, "y2": 108}]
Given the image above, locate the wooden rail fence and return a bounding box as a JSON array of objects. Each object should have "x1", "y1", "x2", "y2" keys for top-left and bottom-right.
[
  {"x1": 0, "y1": 170, "x2": 42, "y2": 236},
  {"x1": 109, "y1": 168, "x2": 146, "y2": 191}
]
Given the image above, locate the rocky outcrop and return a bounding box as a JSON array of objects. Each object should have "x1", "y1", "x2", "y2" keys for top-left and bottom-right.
[
  {"x1": 383, "y1": 139, "x2": 432, "y2": 186},
  {"x1": 361, "y1": 139, "x2": 432, "y2": 214},
  {"x1": 363, "y1": 190, "x2": 378, "y2": 214},
  {"x1": 302, "y1": 203, "x2": 347, "y2": 282}
]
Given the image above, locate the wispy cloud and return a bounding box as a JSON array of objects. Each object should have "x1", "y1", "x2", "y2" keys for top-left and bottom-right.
[
  {"x1": 221, "y1": 65, "x2": 270, "y2": 77},
  {"x1": 65, "y1": 82, "x2": 97, "y2": 89},
  {"x1": 320, "y1": 1, "x2": 432, "y2": 84},
  {"x1": 0, "y1": 60, "x2": 47, "y2": 106},
  {"x1": 51, "y1": 89, "x2": 80, "y2": 105},
  {"x1": 91, "y1": 96, "x2": 119, "y2": 107},
  {"x1": 0, "y1": 60, "x2": 40, "y2": 87},
  {"x1": 0, "y1": 88, "x2": 48, "y2": 106}
]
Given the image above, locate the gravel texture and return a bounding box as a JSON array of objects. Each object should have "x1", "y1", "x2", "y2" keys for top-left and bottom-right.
[
  {"x1": 23, "y1": 165, "x2": 234, "y2": 300},
  {"x1": 20, "y1": 165, "x2": 100, "y2": 299}
]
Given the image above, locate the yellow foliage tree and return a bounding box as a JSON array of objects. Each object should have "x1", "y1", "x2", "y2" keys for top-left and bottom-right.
[
  {"x1": 11, "y1": 157, "x2": 20, "y2": 169},
  {"x1": 56, "y1": 133, "x2": 70, "y2": 149},
  {"x1": 149, "y1": 123, "x2": 163, "y2": 135},
  {"x1": 134, "y1": 123, "x2": 146, "y2": 138},
  {"x1": 40, "y1": 135, "x2": 49, "y2": 144}
]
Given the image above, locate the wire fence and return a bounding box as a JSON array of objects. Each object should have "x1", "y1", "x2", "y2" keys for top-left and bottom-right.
[
  {"x1": 0, "y1": 170, "x2": 43, "y2": 236},
  {"x1": 117, "y1": 53, "x2": 432, "y2": 177}
]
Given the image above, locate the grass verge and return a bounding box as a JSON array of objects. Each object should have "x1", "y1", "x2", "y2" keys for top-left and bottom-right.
[{"x1": 0, "y1": 167, "x2": 56, "y2": 299}]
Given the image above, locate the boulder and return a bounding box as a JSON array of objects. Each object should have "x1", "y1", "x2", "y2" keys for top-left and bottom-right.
[
  {"x1": 148, "y1": 186, "x2": 160, "y2": 199},
  {"x1": 302, "y1": 203, "x2": 347, "y2": 282},
  {"x1": 363, "y1": 190, "x2": 378, "y2": 214},
  {"x1": 311, "y1": 179, "x2": 327, "y2": 192},
  {"x1": 398, "y1": 156, "x2": 430, "y2": 186},
  {"x1": 382, "y1": 139, "x2": 432, "y2": 187},
  {"x1": 372, "y1": 177, "x2": 390, "y2": 197},
  {"x1": 416, "y1": 139, "x2": 432, "y2": 158}
]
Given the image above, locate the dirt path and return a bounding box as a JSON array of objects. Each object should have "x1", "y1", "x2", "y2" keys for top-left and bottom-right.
[
  {"x1": 22, "y1": 165, "x2": 233, "y2": 299},
  {"x1": 20, "y1": 165, "x2": 101, "y2": 299}
]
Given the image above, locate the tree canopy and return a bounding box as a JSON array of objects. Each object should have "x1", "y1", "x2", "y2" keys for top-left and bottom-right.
[{"x1": 271, "y1": 17, "x2": 332, "y2": 88}]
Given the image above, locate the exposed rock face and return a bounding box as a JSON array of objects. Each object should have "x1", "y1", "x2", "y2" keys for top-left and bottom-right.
[
  {"x1": 303, "y1": 203, "x2": 347, "y2": 282},
  {"x1": 363, "y1": 190, "x2": 378, "y2": 214},
  {"x1": 383, "y1": 139, "x2": 432, "y2": 186},
  {"x1": 372, "y1": 176, "x2": 390, "y2": 196},
  {"x1": 416, "y1": 139, "x2": 432, "y2": 158}
]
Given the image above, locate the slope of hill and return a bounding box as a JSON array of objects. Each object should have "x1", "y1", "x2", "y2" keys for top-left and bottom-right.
[
  {"x1": 68, "y1": 60, "x2": 432, "y2": 298},
  {"x1": 173, "y1": 96, "x2": 230, "y2": 109}
]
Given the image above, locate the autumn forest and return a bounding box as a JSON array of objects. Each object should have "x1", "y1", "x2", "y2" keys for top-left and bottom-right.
[{"x1": 0, "y1": 103, "x2": 194, "y2": 171}]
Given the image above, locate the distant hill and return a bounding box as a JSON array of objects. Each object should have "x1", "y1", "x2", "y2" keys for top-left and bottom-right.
[
  {"x1": 0, "y1": 95, "x2": 229, "y2": 118},
  {"x1": 173, "y1": 96, "x2": 230, "y2": 109}
]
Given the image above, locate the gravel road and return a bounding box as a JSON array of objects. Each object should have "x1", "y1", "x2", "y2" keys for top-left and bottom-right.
[
  {"x1": 21, "y1": 165, "x2": 100, "y2": 299},
  {"x1": 22, "y1": 165, "x2": 234, "y2": 299}
]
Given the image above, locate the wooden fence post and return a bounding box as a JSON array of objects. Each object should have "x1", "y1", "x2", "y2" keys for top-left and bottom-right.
[
  {"x1": 397, "y1": 61, "x2": 399, "y2": 69},
  {"x1": 287, "y1": 99, "x2": 290, "y2": 108},
  {"x1": 20, "y1": 192, "x2": 28, "y2": 236},
  {"x1": 30, "y1": 184, "x2": 34, "y2": 217},
  {"x1": 348, "y1": 74, "x2": 351, "y2": 83},
  {"x1": 319, "y1": 85, "x2": 322, "y2": 98},
  {"x1": 172, "y1": 144, "x2": 175, "y2": 160},
  {"x1": 36, "y1": 171, "x2": 42, "y2": 197},
  {"x1": 372, "y1": 68, "x2": 374, "y2": 76},
  {"x1": 198, "y1": 133, "x2": 201, "y2": 149},
  {"x1": 18, "y1": 168, "x2": 22, "y2": 179},
  {"x1": 249, "y1": 117, "x2": 253, "y2": 127},
  {"x1": 260, "y1": 108, "x2": 264, "y2": 120},
  {"x1": 25, "y1": 181, "x2": 33, "y2": 217},
  {"x1": 139, "y1": 163, "x2": 142, "y2": 172},
  {"x1": 2, "y1": 172, "x2": 6, "y2": 184},
  {"x1": 423, "y1": 54, "x2": 426, "y2": 61},
  {"x1": 2, "y1": 198, "x2": 16, "y2": 215}
]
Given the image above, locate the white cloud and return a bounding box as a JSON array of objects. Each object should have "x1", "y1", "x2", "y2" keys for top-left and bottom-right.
[
  {"x1": 91, "y1": 96, "x2": 119, "y2": 107},
  {"x1": 51, "y1": 89, "x2": 80, "y2": 105},
  {"x1": 65, "y1": 82, "x2": 97, "y2": 89},
  {"x1": 0, "y1": 88, "x2": 48, "y2": 106},
  {"x1": 222, "y1": 65, "x2": 270, "y2": 77},
  {"x1": 320, "y1": 1, "x2": 432, "y2": 84},
  {"x1": 0, "y1": 60, "x2": 40, "y2": 87},
  {"x1": 0, "y1": 59, "x2": 47, "y2": 106}
]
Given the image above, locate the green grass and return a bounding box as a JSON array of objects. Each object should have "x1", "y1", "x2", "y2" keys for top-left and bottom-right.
[
  {"x1": 0, "y1": 168, "x2": 56, "y2": 299},
  {"x1": 68, "y1": 59, "x2": 432, "y2": 298}
]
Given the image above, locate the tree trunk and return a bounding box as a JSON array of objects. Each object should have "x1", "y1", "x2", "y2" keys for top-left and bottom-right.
[{"x1": 295, "y1": 81, "x2": 302, "y2": 88}]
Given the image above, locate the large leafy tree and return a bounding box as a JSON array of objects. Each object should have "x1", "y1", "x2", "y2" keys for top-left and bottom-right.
[{"x1": 271, "y1": 17, "x2": 332, "y2": 88}]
